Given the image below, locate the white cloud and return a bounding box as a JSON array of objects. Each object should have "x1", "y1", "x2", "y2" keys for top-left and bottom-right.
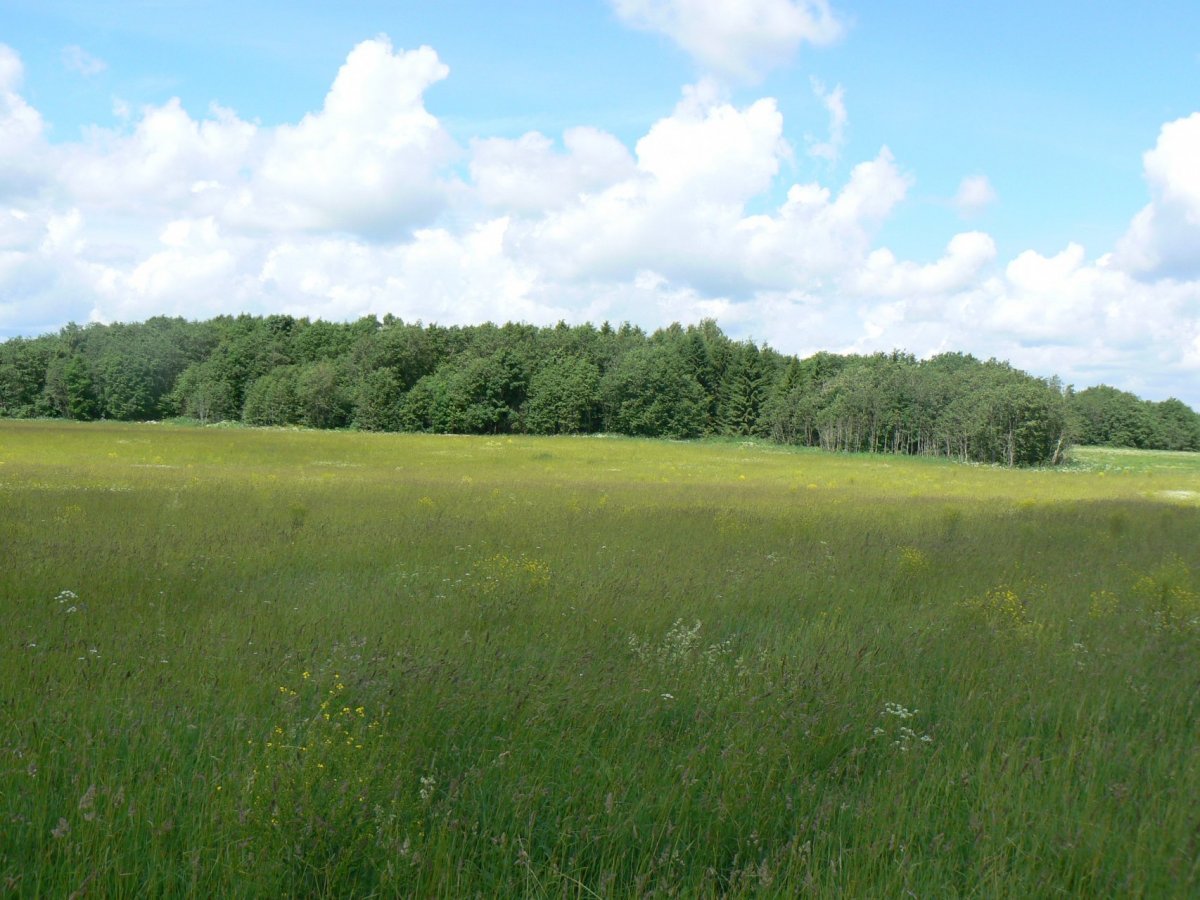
[
  {"x1": 501, "y1": 84, "x2": 794, "y2": 290},
  {"x1": 1114, "y1": 112, "x2": 1200, "y2": 277},
  {"x1": 738, "y1": 148, "x2": 911, "y2": 287},
  {"x1": 0, "y1": 45, "x2": 22, "y2": 90},
  {"x1": 59, "y1": 99, "x2": 258, "y2": 215},
  {"x1": 40, "y1": 208, "x2": 86, "y2": 255},
  {"x1": 254, "y1": 219, "x2": 568, "y2": 327},
  {"x1": 0, "y1": 204, "x2": 112, "y2": 334},
  {"x1": 470, "y1": 127, "x2": 635, "y2": 214},
  {"x1": 635, "y1": 81, "x2": 785, "y2": 201},
  {"x1": 821, "y1": 240, "x2": 1200, "y2": 402},
  {"x1": 50, "y1": 37, "x2": 457, "y2": 238},
  {"x1": 0, "y1": 45, "x2": 47, "y2": 198},
  {"x1": 611, "y1": 0, "x2": 844, "y2": 81},
  {"x1": 62, "y1": 45, "x2": 107, "y2": 77},
  {"x1": 953, "y1": 175, "x2": 996, "y2": 217},
  {"x1": 988, "y1": 245, "x2": 1199, "y2": 351},
  {"x1": 854, "y1": 232, "x2": 996, "y2": 298},
  {"x1": 1144, "y1": 114, "x2": 1200, "y2": 217},
  {"x1": 989, "y1": 254, "x2": 1200, "y2": 399},
  {"x1": 807, "y1": 78, "x2": 846, "y2": 161},
  {"x1": 125, "y1": 221, "x2": 237, "y2": 306},
  {"x1": 252, "y1": 38, "x2": 457, "y2": 236},
  {"x1": 992, "y1": 243, "x2": 1111, "y2": 341}
]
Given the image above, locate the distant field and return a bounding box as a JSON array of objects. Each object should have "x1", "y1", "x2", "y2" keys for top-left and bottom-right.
[{"x1": 1, "y1": 420, "x2": 1198, "y2": 896}]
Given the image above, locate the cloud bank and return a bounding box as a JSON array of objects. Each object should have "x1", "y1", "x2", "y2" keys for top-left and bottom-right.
[{"x1": 1, "y1": 37, "x2": 1198, "y2": 405}]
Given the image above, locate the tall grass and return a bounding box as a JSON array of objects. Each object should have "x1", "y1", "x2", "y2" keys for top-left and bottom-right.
[{"x1": 1, "y1": 421, "x2": 1197, "y2": 896}]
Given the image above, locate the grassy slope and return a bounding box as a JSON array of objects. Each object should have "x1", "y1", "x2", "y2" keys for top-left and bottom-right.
[{"x1": 1, "y1": 421, "x2": 1198, "y2": 896}]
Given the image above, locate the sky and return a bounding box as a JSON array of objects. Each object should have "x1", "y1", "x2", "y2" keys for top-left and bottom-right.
[{"x1": 2, "y1": 0, "x2": 1199, "y2": 406}]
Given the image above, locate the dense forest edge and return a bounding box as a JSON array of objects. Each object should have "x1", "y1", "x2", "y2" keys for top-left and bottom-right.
[{"x1": 1, "y1": 315, "x2": 1198, "y2": 465}]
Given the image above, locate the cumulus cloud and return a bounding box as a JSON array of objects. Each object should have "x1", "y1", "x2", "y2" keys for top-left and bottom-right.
[
  {"x1": 0, "y1": 38, "x2": 467, "y2": 329},
  {"x1": 953, "y1": 175, "x2": 996, "y2": 217},
  {"x1": 252, "y1": 38, "x2": 457, "y2": 235},
  {"x1": 59, "y1": 99, "x2": 257, "y2": 215},
  {"x1": 807, "y1": 78, "x2": 846, "y2": 161},
  {"x1": 0, "y1": 45, "x2": 47, "y2": 197},
  {"x1": 636, "y1": 81, "x2": 786, "y2": 201},
  {"x1": 62, "y1": 45, "x2": 107, "y2": 77},
  {"x1": 854, "y1": 232, "x2": 996, "y2": 298},
  {"x1": 470, "y1": 127, "x2": 636, "y2": 214},
  {"x1": 1114, "y1": 112, "x2": 1200, "y2": 278},
  {"x1": 49, "y1": 37, "x2": 457, "y2": 238},
  {"x1": 484, "y1": 83, "x2": 909, "y2": 302},
  {"x1": 0, "y1": 203, "x2": 112, "y2": 335},
  {"x1": 828, "y1": 239, "x2": 1200, "y2": 401},
  {"x1": 91, "y1": 217, "x2": 244, "y2": 322},
  {"x1": 738, "y1": 148, "x2": 911, "y2": 287},
  {"x1": 989, "y1": 251, "x2": 1200, "y2": 399},
  {"x1": 257, "y1": 220, "x2": 548, "y2": 325},
  {"x1": 500, "y1": 83, "x2": 794, "y2": 290},
  {"x1": 611, "y1": 0, "x2": 844, "y2": 81}
]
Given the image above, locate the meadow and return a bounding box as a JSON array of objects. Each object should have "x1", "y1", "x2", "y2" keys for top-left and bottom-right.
[{"x1": 1, "y1": 420, "x2": 1198, "y2": 897}]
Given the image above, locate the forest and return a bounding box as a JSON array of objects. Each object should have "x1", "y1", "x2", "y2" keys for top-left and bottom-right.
[{"x1": 1, "y1": 314, "x2": 1197, "y2": 465}]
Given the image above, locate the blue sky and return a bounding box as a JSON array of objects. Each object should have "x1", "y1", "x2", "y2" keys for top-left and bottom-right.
[{"x1": 2, "y1": 0, "x2": 1199, "y2": 404}]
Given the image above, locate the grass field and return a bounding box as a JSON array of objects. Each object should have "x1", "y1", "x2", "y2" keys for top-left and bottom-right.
[{"x1": 1, "y1": 420, "x2": 1198, "y2": 896}]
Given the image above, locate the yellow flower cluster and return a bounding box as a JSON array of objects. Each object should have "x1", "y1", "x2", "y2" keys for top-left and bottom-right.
[
  {"x1": 1132, "y1": 559, "x2": 1199, "y2": 631},
  {"x1": 1088, "y1": 590, "x2": 1119, "y2": 619},
  {"x1": 476, "y1": 552, "x2": 551, "y2": 593},
  {"x1": 963, "y1": 586, "x2": 1043, "y2": 638},
  {"x1": 253, "y1": 671, "x2": 388, "y2": 810},
  {"x1": 897, "y1": 546, "x2": 931, "y2": 576}
]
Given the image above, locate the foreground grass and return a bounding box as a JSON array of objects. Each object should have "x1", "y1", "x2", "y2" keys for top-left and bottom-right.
[{"x1": 1, "y1": 421, "x2": 1198, "y2": 896}]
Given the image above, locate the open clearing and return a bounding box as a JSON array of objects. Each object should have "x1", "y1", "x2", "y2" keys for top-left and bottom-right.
[{"x1": 1, "y1": 422, "x2": 1198, "y2": 896}]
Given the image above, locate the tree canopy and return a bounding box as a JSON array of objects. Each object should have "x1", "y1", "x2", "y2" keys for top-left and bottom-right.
[{"x1": 2, "y1": 314, "x2": 1196, "y2": 465}]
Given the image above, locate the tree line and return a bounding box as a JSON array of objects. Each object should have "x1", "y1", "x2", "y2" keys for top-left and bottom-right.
[{"x1": 1, "y1": 315, "x2": 1196, "y2": 464}]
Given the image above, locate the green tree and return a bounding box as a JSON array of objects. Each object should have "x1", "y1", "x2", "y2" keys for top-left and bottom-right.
[
  {"x1": 720, "y1": 342, "x2": 768, "y2": 436},
  {"x1": 297, "y1": 361, "x2": 351, "y2": 429},
  {"x1": 525, "y1": 356, "x2": 601, "y2": 434},
  {"x1": 41, "y1": 353, "x2": 99, "y2": 420},
  {"x1": 353, "y1": 369, "x2": 405, "y2": 432},
  {"x1": 0, "y1": 338, "x2": 52, "y2": 417},
  {"x1": 64, "y1": 356, "x2": 100, "y2": 420},
  {"x1": 401, "y1": 351, "x2": 525, "y2": 434},
  {"x1": 601, "y1": 344, "x2": 707, "y2": 438},
  {"x1": 242, "y1": 368, "x2": 301, "y2": 426},
  {"x1": 168, "y1": 361, "x2": 239, "y2": 424},
  {"x1": 1069, "y1": 386, "x2": 1156, "y2": 448},
  {"x1": 1149, "y1": 398, "x2": 1200, "y2": 451},
  {"x1": 97, "y1": 352, "x2": 155, "y2": 420}
]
